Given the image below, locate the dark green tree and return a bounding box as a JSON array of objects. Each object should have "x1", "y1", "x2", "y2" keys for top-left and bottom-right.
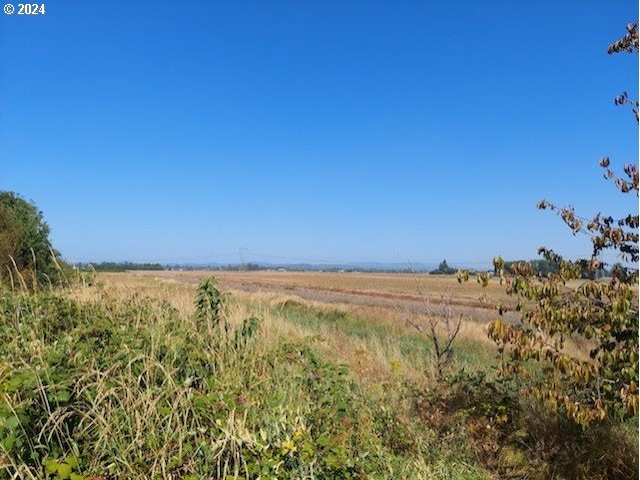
[
  {"x1": 432, "y1": 259, "x2": 455, "y2": 275},
  {"x1": 0, "y1": 191, "x2": 63, "y2": 287}
]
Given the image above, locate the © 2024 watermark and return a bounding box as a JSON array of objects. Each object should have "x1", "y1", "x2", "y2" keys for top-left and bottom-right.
[{"x1": 4, "y1": 3, "x2": 46, "y2": 15}]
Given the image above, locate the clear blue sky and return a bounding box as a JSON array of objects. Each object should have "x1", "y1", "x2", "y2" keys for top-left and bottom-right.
[{"x1": 1, "y1": 1, "x2": 637, "y2": 266}]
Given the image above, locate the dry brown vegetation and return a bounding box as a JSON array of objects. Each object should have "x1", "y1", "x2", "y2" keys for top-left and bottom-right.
[
  {"x1": 133, "y1": 270, "x2": 521, "y2": 324},
  {"x1": 84, "y1": 270, "x2": 601, "y2": 375},
  {"x1": 81, "y1": 271, "x2": 499, "y2": 384}
]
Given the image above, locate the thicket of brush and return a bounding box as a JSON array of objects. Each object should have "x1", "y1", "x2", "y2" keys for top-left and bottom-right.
[{"x1": 0, "y1": 275, "x2": 637, "y2": 479}]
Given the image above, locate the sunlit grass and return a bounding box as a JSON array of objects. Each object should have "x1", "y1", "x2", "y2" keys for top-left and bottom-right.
[
  {"x1": 1, "y1": 274, "x2": 494, "y2": 479},
  {"x1": 1, "y1": 272, "x2": 636, "y2": 479}
]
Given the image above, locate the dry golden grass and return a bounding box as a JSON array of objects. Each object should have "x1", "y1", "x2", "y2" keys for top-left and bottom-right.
[
  {"x1": 117, "y1": 270, "x2": 601, "y2": 373},
  {"x1": 139, "y1": 270, "x2": 513, "y2": 304},
  {"x1": 127, "y1": 270, "x2": 528, "y2": 329},
  {"x1": 88, "y1": 272, "x2": 500, "y2": 391},
  {"x1": 81, "y1": 270, "x2": 598, "y2": 388},
  {"x1": 72, "y1": 272, "x2": 196, "y2": 317}
]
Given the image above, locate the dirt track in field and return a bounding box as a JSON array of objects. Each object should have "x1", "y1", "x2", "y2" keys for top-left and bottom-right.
[{"x1": 134, "y1": 270, "x2": 520, "y2": 324}]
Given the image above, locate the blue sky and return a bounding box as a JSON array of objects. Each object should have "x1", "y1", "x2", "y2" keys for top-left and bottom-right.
[{"x1": 1, "y1": 1, "x2": 637, "y2": 266}]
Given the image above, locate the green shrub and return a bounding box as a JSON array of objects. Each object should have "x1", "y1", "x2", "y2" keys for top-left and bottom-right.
[{"x1": 0, "y1": 191, "x2": 68, "y2": 289}]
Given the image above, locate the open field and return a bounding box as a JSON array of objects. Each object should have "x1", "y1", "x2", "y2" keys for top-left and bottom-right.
[
  {"x1": 84, "y1": 271, "x2": 505, "y2": 383},
  {"x1": 2, "y1": 5, "x2": 637, "y2": 479},
  {"x1": 130, "y1": 270, "x2": 521, "y2": 325},
  {"x1": 135, "y1": 270, "x2": 512, "y2": 303},
  {"x1": 2, "y1": 271, "x2": 637, "y2": 479}
]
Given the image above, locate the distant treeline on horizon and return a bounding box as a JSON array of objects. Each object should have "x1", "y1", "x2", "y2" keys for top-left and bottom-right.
[
  {"x1": 216, "y1": 263, "x2": 422, "y2": 273},
  {"x1": 81, "y1": 262, "x2": 165, "y2": 272},
  {"x1": 77, "y1": 258, "x2": 616, "y2": 278}
]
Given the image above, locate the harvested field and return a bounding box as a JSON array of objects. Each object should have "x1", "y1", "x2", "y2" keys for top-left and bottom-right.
[{"x1": 130, "y1": 270, "x2": 521, "y2": 325}]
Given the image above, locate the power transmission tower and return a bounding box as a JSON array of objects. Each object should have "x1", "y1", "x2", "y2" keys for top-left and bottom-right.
[{"x1": 238, "y1": 247, "x2": 248, "y2": 271}]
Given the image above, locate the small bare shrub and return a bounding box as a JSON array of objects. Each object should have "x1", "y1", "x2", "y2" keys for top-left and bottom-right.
[{"x1": 399, "y1": 275, "x2": 462, "y2": 380}]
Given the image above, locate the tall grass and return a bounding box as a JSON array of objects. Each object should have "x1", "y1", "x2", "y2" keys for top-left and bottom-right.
[
  {"x1": 1, "y1": 273, "x2": 636, "y2": 479},
  {"x1": 0, "y1": 276, "x2": 490, "y2": 479}
]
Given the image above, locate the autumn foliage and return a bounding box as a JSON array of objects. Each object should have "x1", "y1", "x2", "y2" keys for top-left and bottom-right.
[{"x1": 484, "y1": 23, "x2": 639, "y2": 427}]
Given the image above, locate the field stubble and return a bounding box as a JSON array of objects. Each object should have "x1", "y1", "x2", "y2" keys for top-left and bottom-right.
[{"x1": 134, "y1": 270, "x2": 520, "y2": 322}]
